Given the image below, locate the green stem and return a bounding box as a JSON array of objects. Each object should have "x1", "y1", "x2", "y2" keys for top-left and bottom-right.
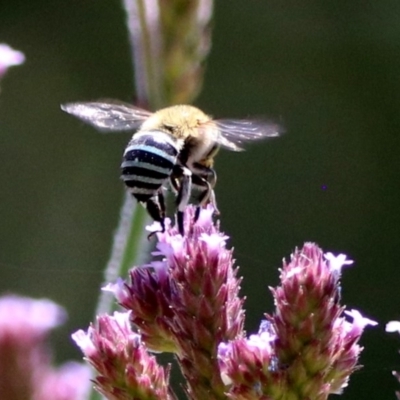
[
  {"x1": 120, "y1": 201, "x2": 149, "y2": 271},
  {"x1": 94, "y1": 194, "x2": 150, "y2": 317}
]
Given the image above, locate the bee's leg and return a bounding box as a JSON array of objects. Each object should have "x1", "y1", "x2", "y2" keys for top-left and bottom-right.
[
  {"x1": 158, "y1": 190, "x2": 166, "y2": 221},
  {"x1": 169, "y1": 163, "x2": 185, "y2": 195},
  {"x1": 177, "y1": 213, "x2": 184, "y2": 236},
  {"x1": 191, "y1": 165, "x2": 219, "y2": 220},
  {"x1": 169, "y1": 174, "x2": 181, "y2": 195},
  {"x1": 194, "y1": 205, "x2": 201, "y2": 223},
  {"x1": 144, "y1": 194, "x2": 165, "y2": 239},
  {"x1": 197, "y1": 187, "x2": 218, "y2": 217},
  {"x1": 175, "y1": 166, "x2": 192, "y2": 235},
  {"x1": 191, "y1": 175, "x2": 217, "y2": 222},
  {"x1": 191, "y1": 164, "x2": 217, "y2": 187}
]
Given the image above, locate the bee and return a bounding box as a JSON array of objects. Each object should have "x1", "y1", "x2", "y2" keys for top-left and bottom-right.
[{"x1": 61, "y1": 102, "x2": 280, "y2": 236}]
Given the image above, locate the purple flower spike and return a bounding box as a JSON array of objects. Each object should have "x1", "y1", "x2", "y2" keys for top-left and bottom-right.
[
  {"x1": 119, "y1": 206, "x2": 245, "y2": 400},
  {"x1": 271, "y1": 243, "x2": 375, "y2": 398},
  {"x1": 218, "y1": 243, "x2": 376, "y2": 400},
  {"x1": 72, "y1": 311, "x2": 173, "y2": 400}
]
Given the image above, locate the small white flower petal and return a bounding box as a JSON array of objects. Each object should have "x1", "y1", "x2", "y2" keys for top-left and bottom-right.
[
  {"x1": 325, "y1": 252, "x2": 353, "y2": 274},
  {"x1": 220, "y1": 372, "x2": 233, "y2": 386},
  {"x1": 102, "y1": 278, "x2": 130, "y2": 302},
  {"x1": 0, "y1": 44, "x2": 25, "y2": 76},
  {"x1": 71, "y1": 329, "x2": 96, "y2": 356},
  {"x1": 344, "y1": 309, "x2": 378, "y2": 337},
  {"x1": 386, "y1": 320, "x2": 400, "y2": 333}
]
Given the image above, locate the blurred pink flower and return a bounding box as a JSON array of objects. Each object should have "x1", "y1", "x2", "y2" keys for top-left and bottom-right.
[
  {"x1": 0, "y1": 294, "x2": 90, "y2": 400},
  {"x1": 33, "y1": 362, "x2": 91, "y2": 400}
]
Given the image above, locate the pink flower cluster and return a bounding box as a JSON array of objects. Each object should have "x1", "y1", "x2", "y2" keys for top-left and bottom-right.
[
  {"x1": 103, "y1": 206, "x2": 245, "y2": 399},
  {"x1": 73, "y1": 207, "x2": 376, "y2": 400},
  {"x1": 0, "y1": 295, "x2": 90, "y2": 400},
  {"x1": 73, "y1": 312, "x2": 172, "y2": 400},
  {"x1": 218, "y1": 244, "x2": 377, "y2": 399}
]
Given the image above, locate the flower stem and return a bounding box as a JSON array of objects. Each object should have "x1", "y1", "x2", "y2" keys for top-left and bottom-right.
[{"x1": 95, "y1": 194, "x2": 150, "y2": 316}]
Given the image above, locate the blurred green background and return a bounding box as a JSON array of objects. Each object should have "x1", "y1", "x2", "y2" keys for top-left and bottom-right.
[{"x1": 1, "y1": 0, "x2": 399, "y2": 398}]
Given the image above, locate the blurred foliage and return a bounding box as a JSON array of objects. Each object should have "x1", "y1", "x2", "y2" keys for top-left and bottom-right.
[{"x1": 1, "y1": 1, "x2": 400, "y2": 398}]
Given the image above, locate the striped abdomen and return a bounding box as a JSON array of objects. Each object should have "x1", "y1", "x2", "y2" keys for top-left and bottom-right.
[{"x1": 120, "y1": 131, "x2": 179, "y2": 202}]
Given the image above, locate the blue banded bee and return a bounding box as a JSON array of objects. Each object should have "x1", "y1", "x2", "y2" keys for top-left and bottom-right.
[{"x1": 61, "y1": 102, "x2": 280, "y2": 236}]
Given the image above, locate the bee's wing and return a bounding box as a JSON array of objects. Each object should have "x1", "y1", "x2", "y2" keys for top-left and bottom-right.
[
  {"x1": 215, "y1": 119, "x2": 282, "y2": 151},
  {"x1": 61, "y1": 101, "x2": 152, "y2": 132}
]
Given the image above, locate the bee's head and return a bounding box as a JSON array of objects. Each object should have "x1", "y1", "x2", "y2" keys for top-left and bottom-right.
[{"x1": 141, "y1": 105, "x2": 211, "y2": 139}]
